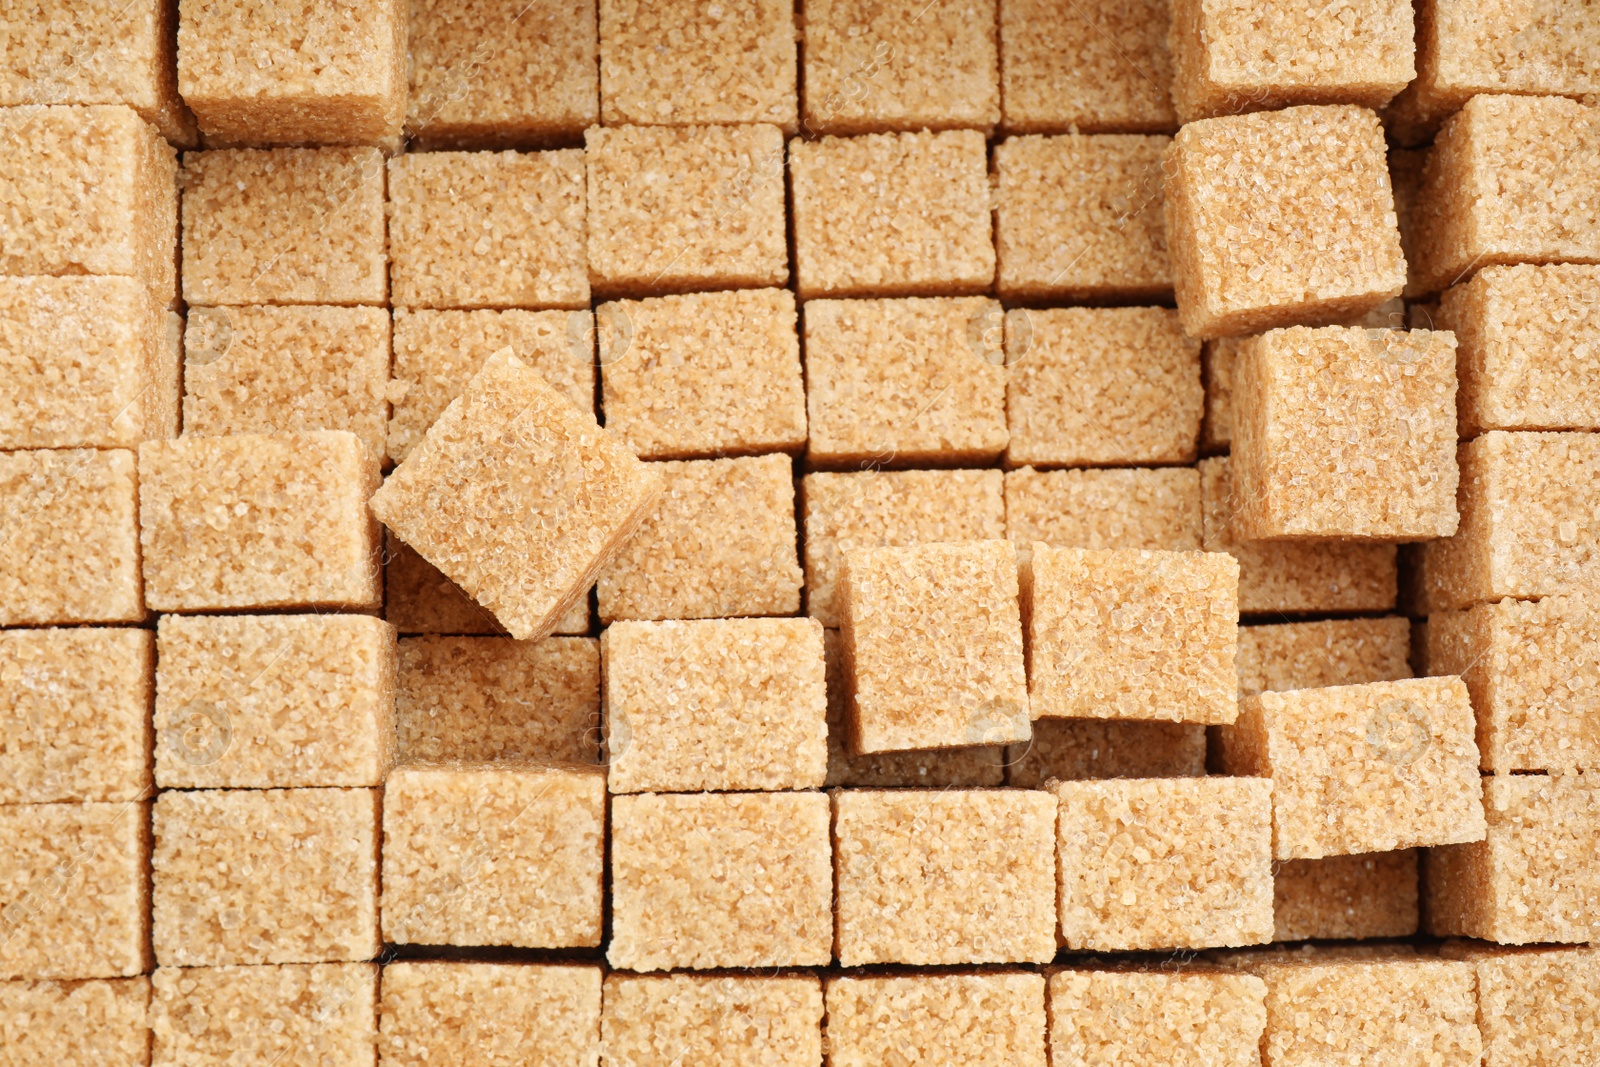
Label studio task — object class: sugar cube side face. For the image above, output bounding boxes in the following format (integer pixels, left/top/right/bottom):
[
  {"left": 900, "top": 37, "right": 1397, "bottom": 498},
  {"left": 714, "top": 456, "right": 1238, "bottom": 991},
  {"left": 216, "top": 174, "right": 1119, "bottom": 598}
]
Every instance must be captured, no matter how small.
[
  {"left": 1273, "top": 850, "right": 1419, "bottom": 941},
  {"left": 1236, "top": 617, "right": 1413, "bottom": 698},
  {"left": 1004, "top": 718, "right": 1207, "bottom": 788},
  {"left": 824, "top": 973, "right": 1046, "bottom": 1067},
  {"left": 0, "top": 976, "right": 151, "bottom": 1067},
  {"left": 1442, "top": 943, "right": 1600, "bottom": 1067},
  {"left": 1049, "top": 969, "right": 1267, "bottom": 1067},
  {"left": 381, "top": 961, "right": 601, "bottom": 1067},
  {"left": 601, "top": 973, "right": 821, "bottom": 1067}
]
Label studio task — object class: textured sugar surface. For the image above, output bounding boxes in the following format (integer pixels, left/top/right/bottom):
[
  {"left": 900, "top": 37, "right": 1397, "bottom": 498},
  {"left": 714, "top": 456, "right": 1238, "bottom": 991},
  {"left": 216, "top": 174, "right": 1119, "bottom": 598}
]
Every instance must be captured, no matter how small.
[
  {"left": 825, "top": 973, "right": 1046, "bottom": 1067},
  {"left": 382, "top": 962, "right": 600, "bottom": 1067},
  {"left": 1273, "top": 850, "right": 1419, "bottom": 941},
  {"left": 1440, "top": 943, "right": 1600, "bottom": 1067},
  {"left": 602, "top": 973, "right": 821, "bottom": 1067},
  {"left": 0, "top": 977, "right": 150, "bottom": 1067},
  {"left": 999, "top": 0, "right": 1176, "bottom": 133},
  {"left": 151, "top": 788, "right": 378, "bottom": 967},
  {"left": 384, "top": 534, "right": 592, "bottom": 637},
  {"left": 1237, "top": 617, "right": 1412, "bottom": 697},
  {"left": 1005, "top": 467, "right": 1203, "bottom": 556},
  {"left": 833, "top": 789, "right": 1057, "bottom": 966},
  {"left": 1049, "top": 969, "right": 1266, "bottom": 1067},
  {"left": 1005, "top": 718, "right": 1207, "bottom": 788},
  {"left": 1054, "top": 777, "right": 1274, "bottom": 951}
]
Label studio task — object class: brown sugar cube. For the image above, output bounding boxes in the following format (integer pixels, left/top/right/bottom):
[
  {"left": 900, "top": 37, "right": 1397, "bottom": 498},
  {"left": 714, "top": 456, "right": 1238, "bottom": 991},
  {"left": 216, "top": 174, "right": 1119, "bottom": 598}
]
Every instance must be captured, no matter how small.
[
  {"left": 1411, "top": 95, "right": 1600, "bottom": 296},
  {"left": 381, "top": 762, "right": 604, "bottom": 948},
  {"left": 179, "top": 147, "right": 386, "bottom": 307},
  {"left": 1007, "top": 308, "right": 1200, "bottom": 467},
  {"left": 384, "top": 533, "right": 593, "bottom": 636},
  {"left": 789, "top": 130, "right": 993, "bottom": 299},
  {"left": 1055, "top": 777, "right": 1274, "bottom": 951},
  {"left": 1027, "top": 546, "right": 1239, "bottom": 724},
  {"left": 154, "top": 614, "right": 395, "bottom": 789},
  {"left": 841, "top": 541, "right": 1029, "bottom": 753},
  {"left": 825, "top": 973, "right": 1046, "bottom": 1067},
  {"left": 0, "top": 802, "right": 149, "bottom": 979},
  {"left": 602, "top": 974, "right": 821, "bottom": 1067},
  {"left": 1232, "top": 326, "right": 1459, "bottom": 540},
  {"left": 801, "top": 0, "right": 998, "bottom": 135},
  {"left": 1200, "top": 456, "right": 1399, "bottom": 615},
  {"left": 0, "top": 277, "right": 176, "bottom": 449},
  {"left": 1005, "top": 719, "right": 1207, "bottom": 788},
  {"left": 152, "top": 788, "right": 378, "bottom": 966},
  {"left": 1005, "top": 467, "right": 1203, "bottom": 556},
  {"left": 1273, "top": 850, "right": 1419, "bottom": 942},
  {"left": 0, "top": 628, "right": 150, "bottom": 805},
  {"left": 139, "top": 430, "right": 381, "bottom": 613},
  {"left": 1237, "top": 617, "right": 1413, "bottom": 698},
  {"left": 599, "top": 289, "right": 805, "bottom": 460},
  {"left": 406, "top": 0, "right": 597, "bottom": 148},
  {"left": 0, "top": 976, "right": 150, "bottom": 1067},
  {"left": 182, "top": 305, "right": 389, "bottom": 460},
  {"left": 388, "top": 150, "right": 589, "bottom": 311},
  {"left": 803, "top": 296, "right": 1007, "bottom": 468},
  {"left": 1439, "top": 943, "right": 1600, "bottom": 1067},
  {"left": 1164, "top": 105, "right": 1405, "bottom": 339},
  {"left": 176, "top": 0, "right": 404, "bottom": 147},
  {"left": 388, "top": 307, "right": 595, "bottom": 465},
  {"left": 373, "top": 350, "right": 659, "bottom": 641},
  {"left": 603, "top": 618, "right": 827, "bottom": 793},
  {"left": 150, "top": 963, "right": 377, "bottom": 1067},
  {"left": 1427, "top": 595, "right": 1600, "bottom": 773},
  {"left": 0, "top": 105, "right": 177, "bottom": 307},
  {"left": 595, "top": 454, "right": 800, "bottom": 623},
  {"left": 1219, "top": 677, "right": 1485, "bottom": 859},
  {"left": 600, "top": 0, "right": 796, "bottom": 131},
  {"left": 998, "top": 0, "right": 1176, "bottom": 135},
  {"left": 396, "top": 635, "right": 598, "bottom": 764},
  {"left": 1049, "top": 968, "right": 1267, "bottom": 1067},
  {"left": 1415, "top": 431, "right": 1600, "bottom": 613},
  {"left": 1167, "top": 0, "right": 1414, "bottom": 122},
  {"left": 1425, "top": 772, "right": 1600, "bottom": 945},
  {"left": 584, "top": 124, "right": 787, "bottom": 296},
  {"left": 1385, "top": 2, "right": 1600, "bottom": 145},
  {"left": 834, "top": 789, "right": 1057, "bottom": 966},
  {"left": 1438, "top": 264, "right": 1600, "bottom": 435},
  {"left": 994, "top": 136, "right": 1172, "bottom": 303},
  {"left": 382, "top": 962, "right": 601, "bottom": 1067},
  {"left": 803, "top": 469, "right": 1005, "bottom": 628},
  {"left": 607, "top": 791, "right": 832, "bottom": 971},
  {"left": 823, "top": 629, "right": 1005, "bottom": 788},
  {"left": 0, "top": 448, "right": 143, "bottom": 626}
]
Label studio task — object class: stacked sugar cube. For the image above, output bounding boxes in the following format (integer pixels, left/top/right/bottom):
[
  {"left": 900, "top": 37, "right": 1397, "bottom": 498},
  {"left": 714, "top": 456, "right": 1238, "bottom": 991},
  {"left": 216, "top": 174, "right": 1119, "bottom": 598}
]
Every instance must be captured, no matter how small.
[{"left": 1, "top": 2, "right": 1598, "bottom": 1066}]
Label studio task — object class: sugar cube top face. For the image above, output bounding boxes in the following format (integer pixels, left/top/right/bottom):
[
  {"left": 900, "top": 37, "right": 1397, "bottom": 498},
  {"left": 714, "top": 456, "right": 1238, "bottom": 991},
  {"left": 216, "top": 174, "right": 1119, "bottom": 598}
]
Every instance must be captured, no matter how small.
[
  {"left": 603, "top": 618, "right": 828, "bottom": 793},
  {"left": 176, "top": 0, "right": 405, "bottom": 146},
  {"left": 1005, "top": 718, "right": 1207, "bottom": 788},
  {"left": 789, "top": 131, "right": 994, "bottom": 300},
  {"left": 1443, "top": 943, "right": 1600, "bottom": 1067},
  {"left": 139, "top": 430, "right": 381, "bottom": 613},
  {"left": 1054, "top": 776, "right": 1275, "bottom": 951},
  {"left": 842, "top": 541, "right": 1030, "bottom": 753},
  {"left": 1005, "top": 467, "right": 1203, "bottom": 554},
  {"left": 0, "top": 447, "right": 144, "bottom": 627},
  {"left": 152, "top": 787, "right": 378, "bottom": 967},
  {"left": 387, "top": 150, "right": 589, "bottom": 310},
  {"left": 1004, "top": 307, "right": 1201, "bottom": 467},
  {"left": 1167, "top": 0, "right": 1415, "bottom": 122},
  {"left": 1237, "top": 616, "right": 1413, "bottom": 698},
  {"left": 595, "top": 454, "right": 802, "bottom": 623},
  {"left": 999, "top": 0, "right": 1176, "bottom": 134},
  {"left": 1164, "top": 105, "right": 1406, "bottom": 339},
  {"left": 1027, "top": 546, "right": 1240, "bottom": 725},
  {"left": 801, "top": 0, "right": 999, "bottom": 135},
  {"left": 585, "top": 124, "right": 788, "bottom": 296},
  {"left": 179, "top": 147, "right": 387, "bottom": 307},
  {"left": 1232, "top": 326, "right": 1460, "bottom": 541},
  {"left": 1439, "top": 263, "right": 1600, "bottom": 435},
  {"left": 406, "top": 0, "right": 598, "bottom": 147},
  {"left": 182, "top": 305, "right": 390, "bottom": 461},
  {"left": 1049, "top": 969, "right": 1267, "bottom": 1067},
  {"left": 600, "top": 0, "right": 797, "bottom": 130},
  {"left": 0, "top": 802, "right": 149, "bottom": 980},
  {"left": 994, "top": 135, "right": 1172, "bottom": 303},
  {"left": 602, "top": 974, "right": 822, "bottom": 1067},
  {"left": 381, "top": 763, "right": 605, "bottom": 949},
  {"left": 382, "top": 962, "right": 602, "bottom": 1067},
  {"left": 372, "top": 350, "right": 660, "bottom": 641},
  {"left": 598, "top": 289, "right": 806, "bottom": 460},
  {"left": 1273, "top": 850, "right": 1419, "bottom": 941},
  {"left": 0, "top": 976, "right": 151, "bottom": 1067},
  {"left": 607, "top": 791, "right": 833, "bottom": 971},
  {"left": 834, "top": 789, "right": 1058, "bottom": 967},
  {"left": 825, "top": 973, "right": 1047, "bottom": 1067},
  {"left": 1222, "top": 676, "right": 1485, "bottom": 860},
  {"left": 803, "top": 297, "right": 1008, "bottom": 467}
]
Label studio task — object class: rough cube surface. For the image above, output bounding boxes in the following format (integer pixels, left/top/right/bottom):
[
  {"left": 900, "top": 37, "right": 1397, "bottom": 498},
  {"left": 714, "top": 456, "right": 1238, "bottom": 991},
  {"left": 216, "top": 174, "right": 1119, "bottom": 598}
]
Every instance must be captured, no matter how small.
[
  {"left": 0, "top": 976, "right": 150, "bottom": 1067},
  {"left": 1005, "top": 719, "right": 1207, "bottom": 788},
  {"left": 602, "top": 974, "right": 821, "bottom": 1067},
  {"left": 1005, "top": 467, "right": 1203, "bottom": 554},
  {"left": 381, "top": 962, "right": 601, "bottom": 1067},
  {"left": 607, "top": 791, "right": 832, "bottom": 971},
  {"left": 603, "top": 618, "right": 827, "bottom": 793},
  {"left": 381, "top": 762, "right": 605, "bottom": 948},
  {"left": 825, "top": 973, "right": 1046, "bottom": 1067},
  {"left": 1273, "top": 850, "right": 1419, "bottom": 942},
  {"left": 1441, "top": 943, "right": 1600, "bottom": 1067},
  {"left": 1048, "top": 969, "right": 1267, "bottom": 1067},
  {"left": 833, "top": 789, "right": 1057, "bottom": 966},
  {"left": 1237, "top": 617, "right": 1413, "bottom": 697},
  {"left": 139, "top": 430, "right": 381, "bottom": 613},
  {"left": 384, "top": 533, "right": 591, "bottom": 636},
  {"left": 1055, "top": 776, "right": 1275, "bottom": 951}
]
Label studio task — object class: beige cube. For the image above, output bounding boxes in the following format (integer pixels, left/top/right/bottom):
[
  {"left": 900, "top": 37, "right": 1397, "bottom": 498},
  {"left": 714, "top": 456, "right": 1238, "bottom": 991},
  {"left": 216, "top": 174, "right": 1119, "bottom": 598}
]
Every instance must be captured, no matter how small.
[
  {"left": 1273, "top": 851, "right": 1419, "bottom": 942},
  {"left": 0, "top": 976, "right": 151, "bottom": 1067},
  {"left": 1439, "top": 942, "right": 1600, "bottom": 1067},
  {"left": 1005, "top": 719, "right": 1207, "bottom": 788},
  {"left": 834, "top": 789, "right": 1057, "bottom": 966},
  {"left": 1048, "top": 968, "right": 1267, "bottom": 1067},
  {"left": 381, "top": 962, "right": 601, "bottom": 1067},
  {"left": 1005, "top": 467, "right": 1203, "bottom": 554},
  {"left": 151, "top": 963, "right": 377, "bottom": 1067},
  {"left": 825, "top": 973, "right": 1046, "bottom": 1067},
  {"left": 1237, "top": 617, "right": 1413, "bottom": 698},
  {"left": 602, "top": 974, "right": 821, "bottom": 1067},
  {"left": 383, "top": 533, "right": 591, "bottom": 636}
]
